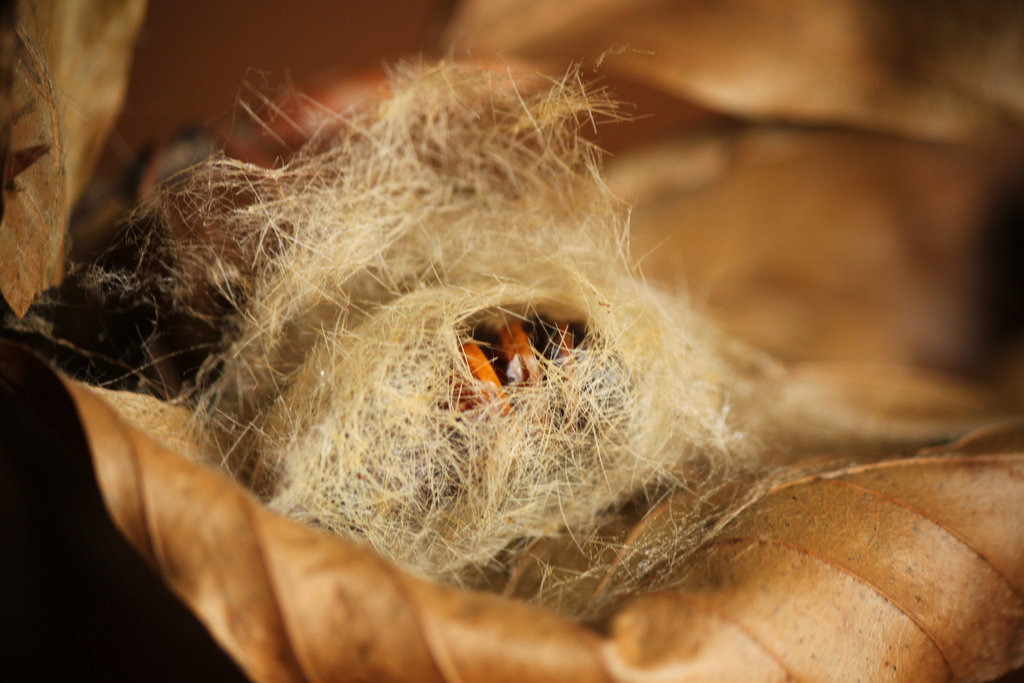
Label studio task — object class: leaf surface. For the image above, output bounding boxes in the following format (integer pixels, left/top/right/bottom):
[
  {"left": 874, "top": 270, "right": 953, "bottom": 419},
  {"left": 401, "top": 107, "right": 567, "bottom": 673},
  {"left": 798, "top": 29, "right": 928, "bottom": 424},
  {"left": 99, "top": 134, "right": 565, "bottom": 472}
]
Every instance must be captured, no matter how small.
[
  {"left": 446, "top": 0, "right": 1024, "bottom": 140},
  {"left": 0, "top": 0, "right": 145, "bottom": 316},
  {"left": 605, "top": 129, "right": 1012, "bottom": 370},
  {"left": 596, "top": 428, "right": 1024, "bottom": 681}
]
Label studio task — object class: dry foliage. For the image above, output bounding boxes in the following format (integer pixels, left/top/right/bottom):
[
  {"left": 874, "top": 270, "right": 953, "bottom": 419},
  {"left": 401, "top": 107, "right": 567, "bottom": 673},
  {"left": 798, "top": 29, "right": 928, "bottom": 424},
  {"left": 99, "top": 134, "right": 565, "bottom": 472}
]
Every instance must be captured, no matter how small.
[
  {"left": 0, "top": 0, "right": 146, "bottom": 316},
  {"left": 2, "top": 341, "right": 1022, "bottom": 681},
  {"left": 447, "top": 0, "right": 1024, "bottom": 140},
  {"left": 2, "top": 2, "right": 1023, "bottom": 680},
  {"left": 605, "top": 129, "right": 1017, "bottom": 369}
]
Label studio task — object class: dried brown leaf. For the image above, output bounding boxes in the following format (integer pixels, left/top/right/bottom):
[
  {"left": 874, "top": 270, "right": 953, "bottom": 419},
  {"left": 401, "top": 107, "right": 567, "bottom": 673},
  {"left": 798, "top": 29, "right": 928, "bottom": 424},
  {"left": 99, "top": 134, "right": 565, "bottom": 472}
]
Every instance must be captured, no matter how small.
[
  {"left": 447, "top": 0, "right": 1024, "bottom": 140},
  {"left": 606, "top": 129, "right": 1015, "bottom": 370},
  {"left": 739, "top": 361, "right": 1007, "bottom": 454},
  {"left": 595, "top": 425, "right": 1024, "bottom": 681},
  {"left": 0, "top": 0, "right": 146, "bottom": 316},
  {"left": 0, "top": 2, "right": 16, "bottom": 171},
  {"left": 81, "top": 384, "right": 219, "bottom": 466},
  {"left": 4, "top": 340, "right": 1022, "bottom": 681}
]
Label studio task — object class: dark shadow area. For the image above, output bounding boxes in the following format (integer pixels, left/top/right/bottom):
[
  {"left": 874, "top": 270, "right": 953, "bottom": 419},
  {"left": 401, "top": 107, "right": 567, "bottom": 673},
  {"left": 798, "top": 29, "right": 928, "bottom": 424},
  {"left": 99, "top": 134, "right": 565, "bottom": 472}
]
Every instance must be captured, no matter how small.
[{"left": 0, "top": 343, "right": 247, "bottom": 682}]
